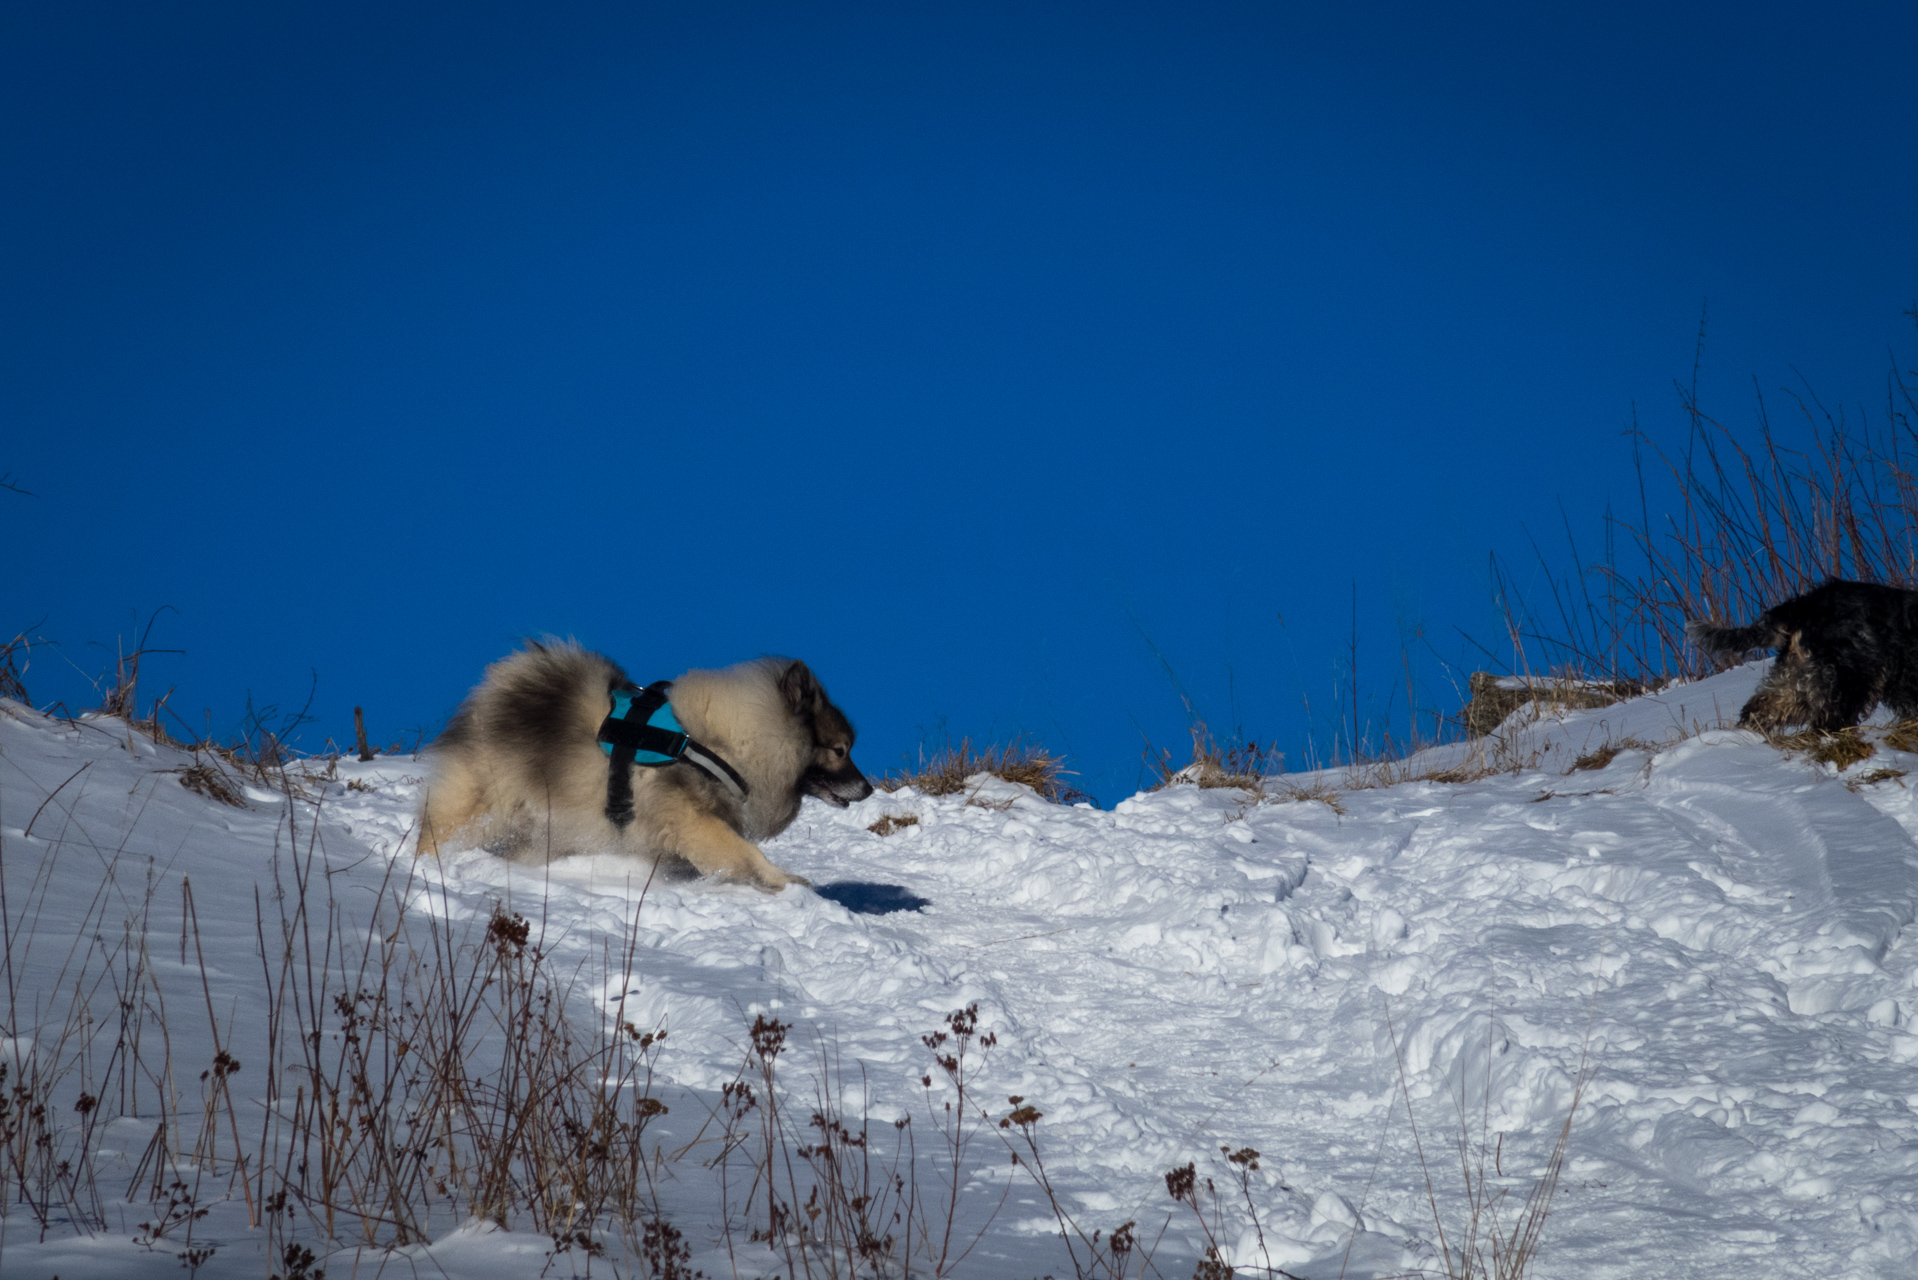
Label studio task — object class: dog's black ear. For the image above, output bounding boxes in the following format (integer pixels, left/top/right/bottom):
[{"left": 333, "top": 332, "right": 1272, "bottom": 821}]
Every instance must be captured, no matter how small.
[{"left": 779, "top": 660, "right": 824, "bottom": 719}]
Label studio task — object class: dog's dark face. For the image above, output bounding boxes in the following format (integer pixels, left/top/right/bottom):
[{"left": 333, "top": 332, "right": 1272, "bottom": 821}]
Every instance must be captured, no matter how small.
[{"left": 780, "top": 661, "right": 875, "bottom": 808}]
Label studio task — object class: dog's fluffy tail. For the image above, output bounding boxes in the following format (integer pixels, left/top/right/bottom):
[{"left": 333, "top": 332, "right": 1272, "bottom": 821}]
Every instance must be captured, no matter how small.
[{"left": 1685, "top": 619, "right": 1778, "bottom": 654}]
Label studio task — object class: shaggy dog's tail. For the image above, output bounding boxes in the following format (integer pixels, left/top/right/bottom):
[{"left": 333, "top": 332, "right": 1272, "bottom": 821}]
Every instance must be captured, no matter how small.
[{"left": 1686, "top": 619, "right": 1780, "bottom": 654}]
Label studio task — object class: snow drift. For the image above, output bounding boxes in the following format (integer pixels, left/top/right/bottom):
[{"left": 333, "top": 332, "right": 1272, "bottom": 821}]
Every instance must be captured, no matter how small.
[{"left": 3, "top": 661, "right": 1918, "bottom": 1278}]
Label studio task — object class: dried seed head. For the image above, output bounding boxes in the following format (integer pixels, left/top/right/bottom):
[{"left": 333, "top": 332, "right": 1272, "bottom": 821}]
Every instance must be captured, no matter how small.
[
  {"left": 750, "top": 1014, "right": 789, "bottom": 1063},
  {"left": 487, "top": 910, "right": 531, "bottom": 958}
]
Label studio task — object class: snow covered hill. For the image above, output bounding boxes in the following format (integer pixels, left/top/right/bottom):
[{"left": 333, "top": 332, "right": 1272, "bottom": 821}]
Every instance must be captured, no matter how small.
[{"left": 4, "top": 662, "right": 1918, "bottom": 1278}]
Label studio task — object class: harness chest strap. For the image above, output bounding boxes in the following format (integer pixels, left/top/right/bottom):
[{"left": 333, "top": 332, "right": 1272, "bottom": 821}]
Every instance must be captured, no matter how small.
[{"left": 597, "top": 682, "right": 749, "bottom": 827}]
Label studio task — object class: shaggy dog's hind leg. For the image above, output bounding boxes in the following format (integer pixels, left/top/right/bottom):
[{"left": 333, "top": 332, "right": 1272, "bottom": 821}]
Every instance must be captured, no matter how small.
[
  {"left": 1738, "top": 657, "right": 1824, "bottom": 731},
  {"left": 1738, "top": 683, "right": 1807, "bottom": 731},
  {"left": 1739, "top": 645, "right": 1872, "bottom": 732},
  {"left": 417, "top": 760, "right": 485, "bottom": 856},
  {"left": 1810, "top": 664, "right": 1878, "bottom": 731},
  {"left": 1882, "top": 686, "right": 1918, "bottom": 724}
]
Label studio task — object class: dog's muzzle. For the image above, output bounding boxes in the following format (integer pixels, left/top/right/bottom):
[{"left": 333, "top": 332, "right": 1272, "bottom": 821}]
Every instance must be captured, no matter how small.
[{"left": 807, "top": 763, "right": 875, "bottom": 808}]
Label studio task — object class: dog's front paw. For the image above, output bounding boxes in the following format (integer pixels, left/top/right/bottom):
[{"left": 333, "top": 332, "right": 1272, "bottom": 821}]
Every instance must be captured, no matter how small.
[{"left": 726, "top": 865, "right": 810, "bottom": 893}]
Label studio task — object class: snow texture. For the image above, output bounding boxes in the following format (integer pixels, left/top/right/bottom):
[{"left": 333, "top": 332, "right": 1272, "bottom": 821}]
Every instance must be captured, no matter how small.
[{"left": 4, "top": 660, "right": 1918, "bottom": 1277}]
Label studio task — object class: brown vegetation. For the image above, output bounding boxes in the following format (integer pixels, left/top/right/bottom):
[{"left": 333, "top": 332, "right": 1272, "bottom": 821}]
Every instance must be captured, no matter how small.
[
  {"left": 877, "top": 737, "right": 1091, "bottom": 805},
  {"left": 1497, "top": 308, "right": 1918, "bottom": 687},
  {"left": 1768, "top": 726, "right": 1878, "bottom": 770}
]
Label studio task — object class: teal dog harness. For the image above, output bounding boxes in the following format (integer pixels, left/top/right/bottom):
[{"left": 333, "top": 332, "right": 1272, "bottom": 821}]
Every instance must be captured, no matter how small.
[{"left": 597, "top": 681, "right": 749, "bottom": 827}]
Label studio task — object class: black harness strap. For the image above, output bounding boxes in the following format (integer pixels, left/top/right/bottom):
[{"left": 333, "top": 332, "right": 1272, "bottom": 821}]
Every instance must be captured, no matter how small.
[
  {"left": 598, "top": 681, "right": 681, "bottom": 828},
  {"left": 597, "top": 680, "right": 751, "bottom": 828}
]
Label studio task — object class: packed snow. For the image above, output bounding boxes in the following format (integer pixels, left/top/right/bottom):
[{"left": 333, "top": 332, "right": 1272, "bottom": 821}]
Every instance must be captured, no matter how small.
[{"left": 3, "top": 660, "right": 1918, "bottom": 1278}]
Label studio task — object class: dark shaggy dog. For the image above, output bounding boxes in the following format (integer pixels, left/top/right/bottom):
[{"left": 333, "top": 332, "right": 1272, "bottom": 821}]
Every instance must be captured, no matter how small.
[{"left": 1687, "top": 579, "right": 1918, "bottom": 731}]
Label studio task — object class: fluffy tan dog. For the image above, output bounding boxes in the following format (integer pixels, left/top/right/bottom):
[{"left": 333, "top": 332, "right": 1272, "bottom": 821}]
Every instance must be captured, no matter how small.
[{"left": 417, "top": 641, "right": 872, "bottom": 890}]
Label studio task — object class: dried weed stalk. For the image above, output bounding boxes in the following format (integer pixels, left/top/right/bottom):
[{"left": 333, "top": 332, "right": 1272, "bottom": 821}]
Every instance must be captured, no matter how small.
[
  {"left": 0, "top": 632, "right": 31, "bottom": 704},
  {"left": 1384, "top": 1006, "right": 1585, "bottom": 1280},
  {"left": 1486, "top": 309, "right": 1918, "bottom": 689}
]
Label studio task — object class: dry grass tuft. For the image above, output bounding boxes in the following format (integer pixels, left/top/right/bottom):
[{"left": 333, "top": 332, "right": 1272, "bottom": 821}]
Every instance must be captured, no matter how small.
[
  {"left": 1268, "top": 777, "right": 1346, "bottom": 814},
  {"left": 1883, "top": 721, "right": 1918, "bottom": 754},
  {"left": 176, "top": 761, "right": 245, "bottom": 808},
  {"left": 867, "top": 812, "right": 920, "bottom": 837},
  {"left": 85, "top": 613, "right": 192, "bottom": 748},
  {"left": 1145, "top": 724, "right": 1280, "bottom": 793},
  {"left": 1847, "top": 766, "right": 1907, "bottom": 792},
  {"left": 1339, "top": 712, "right": 1571, "bottom": 792},
  {"left": 1569, "top": 736, "right": 1651, "bottom": 774},
  {"left": 1415, "top": 765, "right": 1485, "bottom": 784},
  {"left": 1198, "top": 740, "right": 1280, "bottom": 791},
  {"left": 1462, "top": 673, "right": 1649, "bottom": 738},
  {"left": 878, "top": 738, "right": 1090, "bottom": 804},
  {"left": 1770, "top": 727, "right": 1878, "bottom": 770},
  {"left": 1570, "top": 745, "right": 1619, "bottom": 772},
  {"left": 1355, "top": 751, "right": 1493, "bottom": 790}
]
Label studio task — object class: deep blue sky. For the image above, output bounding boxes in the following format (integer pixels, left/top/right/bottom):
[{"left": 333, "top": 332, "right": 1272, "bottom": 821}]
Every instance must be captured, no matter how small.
[{"left": 5, "top": 2, "right": 1914, "bottom": 802}]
